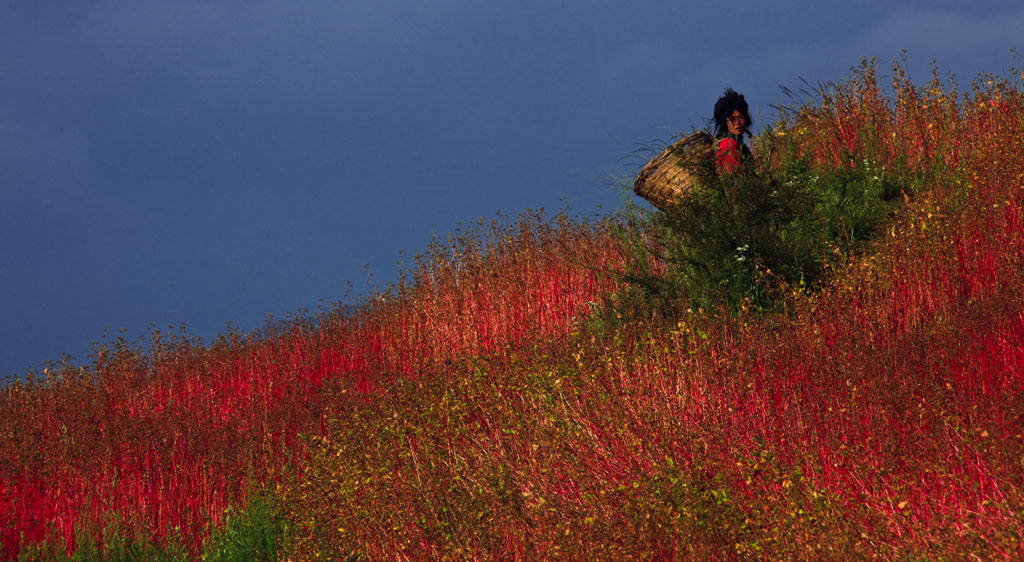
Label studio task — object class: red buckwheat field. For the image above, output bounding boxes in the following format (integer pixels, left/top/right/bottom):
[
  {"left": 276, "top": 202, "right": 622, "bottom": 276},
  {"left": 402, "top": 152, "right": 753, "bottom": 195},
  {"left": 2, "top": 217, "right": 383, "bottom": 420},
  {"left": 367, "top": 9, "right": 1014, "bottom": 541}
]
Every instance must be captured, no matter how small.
[{"left": 3, "top": 59, "right": 1024, "bottom": 560}]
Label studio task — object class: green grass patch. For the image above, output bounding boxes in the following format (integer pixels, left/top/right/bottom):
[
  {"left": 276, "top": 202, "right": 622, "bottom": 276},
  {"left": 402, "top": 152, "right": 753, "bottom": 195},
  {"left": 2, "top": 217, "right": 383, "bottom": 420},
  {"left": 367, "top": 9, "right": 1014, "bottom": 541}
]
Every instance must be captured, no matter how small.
[{"left": 17, "top": 492, "right": 286, "bottom": 562}]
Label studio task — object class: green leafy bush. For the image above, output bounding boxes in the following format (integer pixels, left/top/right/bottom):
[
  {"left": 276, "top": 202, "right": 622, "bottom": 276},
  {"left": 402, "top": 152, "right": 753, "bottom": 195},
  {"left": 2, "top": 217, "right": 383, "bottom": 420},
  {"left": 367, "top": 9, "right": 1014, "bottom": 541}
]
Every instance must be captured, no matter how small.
[
  {"left": 203, "top": 492, "right": 286, "bottom": 562},
  {"left": 613, "top": 146, "right": 906, "bottom": 316}
]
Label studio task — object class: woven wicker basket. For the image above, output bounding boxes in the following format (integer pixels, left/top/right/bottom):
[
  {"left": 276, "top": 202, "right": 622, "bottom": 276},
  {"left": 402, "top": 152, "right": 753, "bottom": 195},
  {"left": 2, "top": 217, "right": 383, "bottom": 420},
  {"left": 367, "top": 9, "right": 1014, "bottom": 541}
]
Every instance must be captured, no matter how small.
[{"left": 633, "top": 131, "right": 714, "bottom": 213}]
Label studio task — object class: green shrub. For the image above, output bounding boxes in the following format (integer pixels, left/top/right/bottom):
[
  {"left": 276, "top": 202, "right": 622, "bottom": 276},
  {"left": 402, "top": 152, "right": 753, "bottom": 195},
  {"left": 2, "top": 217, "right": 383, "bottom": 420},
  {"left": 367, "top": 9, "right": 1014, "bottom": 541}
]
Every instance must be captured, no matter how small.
[
  {"left": 203, "top": 492, "right": 286, "bottom": 562},
  {"left": 611, "top": 148, "right": 906, "bottom": 318}
]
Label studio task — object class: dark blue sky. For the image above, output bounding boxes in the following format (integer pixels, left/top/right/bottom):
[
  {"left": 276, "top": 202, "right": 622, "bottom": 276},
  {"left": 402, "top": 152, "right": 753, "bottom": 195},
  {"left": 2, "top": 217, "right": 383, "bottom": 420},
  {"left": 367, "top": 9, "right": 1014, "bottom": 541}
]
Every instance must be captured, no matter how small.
[{"left": 2, "top": 1, "right": 1022, "bottom": 378}]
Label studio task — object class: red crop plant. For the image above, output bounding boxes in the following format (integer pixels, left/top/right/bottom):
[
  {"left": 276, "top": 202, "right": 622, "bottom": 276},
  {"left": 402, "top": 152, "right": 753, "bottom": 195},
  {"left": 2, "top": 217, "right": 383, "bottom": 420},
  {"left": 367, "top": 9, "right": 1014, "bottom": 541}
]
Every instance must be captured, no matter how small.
[
  {"left": 280, "top": 60, "right": 1024, "bottom": 560},
  {"left": 0, "top": 212, "right": 623, "bottom": 558},
  {"left": 3, "top": 58, "right": 1024, "bottom": 560}
]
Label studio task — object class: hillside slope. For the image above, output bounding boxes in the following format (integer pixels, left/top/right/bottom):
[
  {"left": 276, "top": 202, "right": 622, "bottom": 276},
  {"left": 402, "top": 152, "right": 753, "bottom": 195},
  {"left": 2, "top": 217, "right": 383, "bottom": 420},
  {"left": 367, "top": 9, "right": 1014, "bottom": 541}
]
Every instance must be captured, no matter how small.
[{"left": 3, "top": 60, "right": 1024, "bottom": 561}]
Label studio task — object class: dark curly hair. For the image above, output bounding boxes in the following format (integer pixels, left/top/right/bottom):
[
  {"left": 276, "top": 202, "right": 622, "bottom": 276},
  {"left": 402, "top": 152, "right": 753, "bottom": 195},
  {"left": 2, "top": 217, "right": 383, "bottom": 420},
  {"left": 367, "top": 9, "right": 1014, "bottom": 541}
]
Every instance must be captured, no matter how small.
[{"left": 713, "top": 88, "right": 751, "bottom": 136}]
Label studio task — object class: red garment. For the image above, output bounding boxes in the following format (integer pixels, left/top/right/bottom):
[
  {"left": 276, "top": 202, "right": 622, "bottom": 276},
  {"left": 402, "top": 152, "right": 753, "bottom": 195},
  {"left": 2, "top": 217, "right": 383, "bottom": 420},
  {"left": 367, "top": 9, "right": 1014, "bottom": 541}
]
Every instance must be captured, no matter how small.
[{"left": 716, "top": 137, "right": 743, "bottom": 174}]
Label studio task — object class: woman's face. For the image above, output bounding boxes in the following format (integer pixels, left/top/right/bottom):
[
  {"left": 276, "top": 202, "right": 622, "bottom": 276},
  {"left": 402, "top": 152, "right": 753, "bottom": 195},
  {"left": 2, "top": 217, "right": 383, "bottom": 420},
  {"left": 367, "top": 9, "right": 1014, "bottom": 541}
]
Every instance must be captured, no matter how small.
[{"left": 727, "top": 109, "right": 747, "bottom": 135}]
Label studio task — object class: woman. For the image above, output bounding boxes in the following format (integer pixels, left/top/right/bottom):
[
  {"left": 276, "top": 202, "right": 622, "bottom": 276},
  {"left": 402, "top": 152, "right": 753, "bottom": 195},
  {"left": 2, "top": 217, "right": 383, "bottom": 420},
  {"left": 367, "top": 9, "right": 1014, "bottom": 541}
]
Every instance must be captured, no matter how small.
[{"left": 713, "top": 88, "right": 752, "bottom": 174}]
